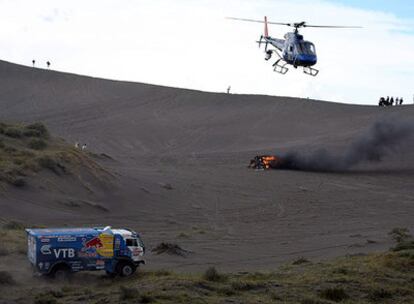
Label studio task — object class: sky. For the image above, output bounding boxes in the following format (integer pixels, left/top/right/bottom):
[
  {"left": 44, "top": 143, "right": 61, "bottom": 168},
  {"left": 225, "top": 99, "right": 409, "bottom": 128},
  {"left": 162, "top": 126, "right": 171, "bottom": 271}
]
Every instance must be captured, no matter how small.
[{"left": 0, "top": 0, "right": 413, "bottom": 105}]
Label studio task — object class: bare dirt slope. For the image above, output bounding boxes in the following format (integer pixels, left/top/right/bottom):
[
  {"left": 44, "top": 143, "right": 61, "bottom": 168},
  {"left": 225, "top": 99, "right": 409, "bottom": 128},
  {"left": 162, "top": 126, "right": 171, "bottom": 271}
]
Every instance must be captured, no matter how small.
[{"left": 0, "top": 59, "right": 413, "bottom": 272}]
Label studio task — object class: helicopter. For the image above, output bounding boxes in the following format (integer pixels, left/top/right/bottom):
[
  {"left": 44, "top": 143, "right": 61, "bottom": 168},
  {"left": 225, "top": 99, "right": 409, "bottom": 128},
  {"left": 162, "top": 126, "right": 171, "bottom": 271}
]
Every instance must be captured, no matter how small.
[{"left": 227, "top": 16, "right": 361, "bottom": 76}]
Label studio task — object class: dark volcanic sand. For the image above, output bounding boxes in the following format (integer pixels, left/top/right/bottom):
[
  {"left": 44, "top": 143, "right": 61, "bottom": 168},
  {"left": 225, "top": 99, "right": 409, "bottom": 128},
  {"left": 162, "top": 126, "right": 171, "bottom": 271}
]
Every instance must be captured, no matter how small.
[{"left": 0, "top": 60, "right": 413, "bottom": 272}]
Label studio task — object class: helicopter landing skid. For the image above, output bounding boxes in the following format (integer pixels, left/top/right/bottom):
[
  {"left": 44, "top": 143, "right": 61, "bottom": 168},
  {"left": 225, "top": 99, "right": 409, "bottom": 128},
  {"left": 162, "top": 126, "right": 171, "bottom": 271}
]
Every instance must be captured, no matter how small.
[
  {"left": 303, "top": 66, "right": 319, "bottom": 76},
  {"left": 272, "top": 59, "right": 289, "bottom": 75}
]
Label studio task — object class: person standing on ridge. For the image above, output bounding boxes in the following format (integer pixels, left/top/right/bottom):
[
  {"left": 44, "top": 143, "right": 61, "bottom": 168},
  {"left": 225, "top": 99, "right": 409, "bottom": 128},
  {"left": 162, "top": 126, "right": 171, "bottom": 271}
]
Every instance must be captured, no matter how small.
[
  {"left": 32, "top": 59, "right": 35, "bottom": 67},
  {"left": 46, "top": 61, "right": 51, "bottom": 69}
]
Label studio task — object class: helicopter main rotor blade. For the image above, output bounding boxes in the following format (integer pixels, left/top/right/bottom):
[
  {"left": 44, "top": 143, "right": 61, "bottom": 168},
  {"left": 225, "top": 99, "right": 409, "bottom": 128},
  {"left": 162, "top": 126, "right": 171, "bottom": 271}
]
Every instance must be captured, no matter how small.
[
  {"left": 227, "top": 17, "right": 362, "bottom": 29},
  {"left": 226, "top": 17, "right": 291, "bottom": 26},
  {"left": 303, "top": 25, "right": 363, "bottom": 28}
]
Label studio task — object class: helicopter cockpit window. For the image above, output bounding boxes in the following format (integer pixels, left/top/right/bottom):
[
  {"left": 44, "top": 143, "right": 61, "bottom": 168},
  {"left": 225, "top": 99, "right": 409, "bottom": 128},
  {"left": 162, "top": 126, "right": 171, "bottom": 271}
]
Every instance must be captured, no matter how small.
[{"left": 300, "top": 42, "right": 315, "bottom": 55}]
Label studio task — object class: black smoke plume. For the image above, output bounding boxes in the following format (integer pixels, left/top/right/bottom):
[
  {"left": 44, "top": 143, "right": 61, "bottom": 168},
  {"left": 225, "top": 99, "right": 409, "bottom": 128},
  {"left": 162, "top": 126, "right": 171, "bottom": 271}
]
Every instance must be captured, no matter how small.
[{"left": 279, "top": 118, "right": 414, "bottom": 172}]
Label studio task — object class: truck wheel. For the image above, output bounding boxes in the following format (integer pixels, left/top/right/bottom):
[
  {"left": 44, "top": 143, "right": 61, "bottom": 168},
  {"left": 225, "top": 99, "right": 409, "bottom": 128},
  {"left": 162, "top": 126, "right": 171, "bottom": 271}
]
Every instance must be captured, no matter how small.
[
  {"left": 117, "top": 262, "right": 136, "bottom": 277},
  {"left": 51, "top": 264, "right": 71, "bottom": 281}
]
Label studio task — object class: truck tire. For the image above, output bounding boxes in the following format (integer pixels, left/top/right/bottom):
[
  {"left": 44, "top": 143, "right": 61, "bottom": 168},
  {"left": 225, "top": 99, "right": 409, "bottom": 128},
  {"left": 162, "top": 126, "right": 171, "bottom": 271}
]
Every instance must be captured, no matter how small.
[
  {"left": 116, "top": 261, "right": 136, "bottom": 277},
  {"left": 50, "top": 264, "right": 71, "bottom": 281}
]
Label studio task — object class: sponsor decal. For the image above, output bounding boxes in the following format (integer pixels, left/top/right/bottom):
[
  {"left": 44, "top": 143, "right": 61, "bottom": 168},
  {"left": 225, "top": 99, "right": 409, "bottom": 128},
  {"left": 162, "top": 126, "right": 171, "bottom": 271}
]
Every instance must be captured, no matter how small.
[
  {"left": 58, "top": 236, "right": 76, "bottom": 242},
  {"left": 53, "top": 248, "right": 75, "bottom": 258},
  {"left": 85, "top": 237, "right": 103, "bottom": 249},
  {"left": 78, "top": 251, "right": 98, "bottom": 258},
  {"left": 40, "top": 244, "right": 52, "bottom": 255},
  {"left": 40, "top": 237, "right": 50, "bottom": 243}
]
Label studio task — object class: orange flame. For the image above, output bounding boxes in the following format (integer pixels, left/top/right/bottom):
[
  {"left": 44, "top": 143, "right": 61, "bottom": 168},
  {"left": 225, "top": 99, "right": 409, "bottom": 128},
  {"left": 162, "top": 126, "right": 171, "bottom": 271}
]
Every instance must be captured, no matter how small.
[{"left": 261, "top": 156, "right": 278, "bottom": 169}]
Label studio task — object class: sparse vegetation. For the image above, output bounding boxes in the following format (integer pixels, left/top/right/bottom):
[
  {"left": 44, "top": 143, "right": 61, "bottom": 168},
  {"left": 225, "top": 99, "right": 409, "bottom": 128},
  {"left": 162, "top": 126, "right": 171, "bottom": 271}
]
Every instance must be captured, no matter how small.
[
  {"left": 319, "top": 287, "right": 349, "bottom": 302},
  {"left": 0, "top": 226, "right": 414, "bottom": 303},
  {"left": 0, "top": 121, "right": 108, "bottom": 187},
  {"left": 25, "top": 122, "right": 49, "bottom": 138},
  {"left": 28, "top": 138, "right": 48, "bottom": 150},
  {"left": 292, "top": 256, "right": 310, "bottom": 265},
  {"left": 389, "top": 227, "right": 414, "bottom": 251},
  {"left": 4, "top": 127, "right": 23, "bottom": 138},
  {"left": 3, "top": 220, "right": 25, "bottom": 230},
  {"left": 203, "top": 267, "right": 224, "bottom": 282}
]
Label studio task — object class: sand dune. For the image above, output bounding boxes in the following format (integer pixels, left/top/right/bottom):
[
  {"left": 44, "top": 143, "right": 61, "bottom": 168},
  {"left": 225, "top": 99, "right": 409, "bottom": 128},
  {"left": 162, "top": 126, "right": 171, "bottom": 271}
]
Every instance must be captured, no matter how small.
[{"left": 0, "top": 59, "right": 413, "bottom": 271}]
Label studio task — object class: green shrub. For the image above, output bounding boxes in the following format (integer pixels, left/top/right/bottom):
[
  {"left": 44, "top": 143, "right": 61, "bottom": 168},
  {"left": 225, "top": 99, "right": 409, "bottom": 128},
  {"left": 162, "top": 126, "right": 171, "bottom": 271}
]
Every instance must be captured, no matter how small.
[
  {"left": 203, "top": 267, "right": 224, "bottom": 282},
  {"left": 9, "top": 176, "right": 26, "bottom": 187},
  {"left": 319, "top": 287, "right": 349, "bottom": 302},
  {"left": 25, "top": 122, "right": 49, "bottom": 138},
  {"left": 4, "top": 127, "right": 23, "bottom": 138},
  {"left": 389, "top": 228, "right": 411, "bottom": 243},
  {"left": 3, "top": 221, "right": 25, "bottom": 230},
  {"left": 293, "top": 257, "right": 310, "bottom": 265},
  {"left": 389, "top": 228, "right": 414, "bottom": 251},
  {"left": 28, "top": 138, "right": 48, "bottom": 150}
]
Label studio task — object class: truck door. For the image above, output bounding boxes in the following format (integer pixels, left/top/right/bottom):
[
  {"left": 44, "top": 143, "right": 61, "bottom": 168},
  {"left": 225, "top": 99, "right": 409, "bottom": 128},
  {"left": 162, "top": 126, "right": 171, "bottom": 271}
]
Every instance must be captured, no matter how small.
[{"left": 125, "top": 238, "right": 144, "bottom": 262}]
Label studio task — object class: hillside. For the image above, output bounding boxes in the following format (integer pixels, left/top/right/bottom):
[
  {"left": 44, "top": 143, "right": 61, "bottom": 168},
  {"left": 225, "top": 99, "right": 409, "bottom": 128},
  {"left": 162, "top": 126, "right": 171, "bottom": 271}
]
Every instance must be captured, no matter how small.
[{"left": 0, "top": 59, "right": 413, "bottom": 272}]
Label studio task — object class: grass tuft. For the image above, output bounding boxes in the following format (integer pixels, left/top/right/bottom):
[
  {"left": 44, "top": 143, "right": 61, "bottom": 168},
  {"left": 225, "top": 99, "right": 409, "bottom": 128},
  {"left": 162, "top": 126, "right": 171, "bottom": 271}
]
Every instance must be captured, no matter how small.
[
  {"left": 203, "top": 267, "right": 225, "bottom": 282},
  {"left": 319, "top": 287, "right": 349, "bottom": 302}
]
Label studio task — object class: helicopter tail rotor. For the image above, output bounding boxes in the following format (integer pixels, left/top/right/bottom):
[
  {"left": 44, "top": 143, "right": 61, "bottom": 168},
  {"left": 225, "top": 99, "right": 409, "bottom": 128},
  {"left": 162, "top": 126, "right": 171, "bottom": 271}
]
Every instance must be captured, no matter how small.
[{"left": 256, "top": 35, "right": 263, "bottom": 48}]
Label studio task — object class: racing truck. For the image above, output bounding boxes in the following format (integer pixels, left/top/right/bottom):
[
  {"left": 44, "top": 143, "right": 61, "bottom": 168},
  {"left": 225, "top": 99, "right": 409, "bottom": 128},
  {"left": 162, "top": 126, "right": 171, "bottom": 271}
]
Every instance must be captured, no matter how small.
[{"left": 26, "top": 226, "right": 145, "bottom": 278}]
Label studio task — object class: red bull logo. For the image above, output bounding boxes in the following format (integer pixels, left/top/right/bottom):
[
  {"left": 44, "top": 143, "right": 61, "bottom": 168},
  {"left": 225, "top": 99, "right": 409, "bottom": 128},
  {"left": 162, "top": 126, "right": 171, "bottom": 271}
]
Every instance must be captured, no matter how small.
[{"left": 85, "top": 237, "right": 103, "bottom": 249}]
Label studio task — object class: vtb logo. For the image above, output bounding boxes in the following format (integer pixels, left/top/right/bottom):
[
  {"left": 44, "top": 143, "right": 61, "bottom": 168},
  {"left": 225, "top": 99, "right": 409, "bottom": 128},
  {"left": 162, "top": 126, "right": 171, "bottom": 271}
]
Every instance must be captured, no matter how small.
[{"left": 54, "top": 248, "right": 75, "bottom": 258}]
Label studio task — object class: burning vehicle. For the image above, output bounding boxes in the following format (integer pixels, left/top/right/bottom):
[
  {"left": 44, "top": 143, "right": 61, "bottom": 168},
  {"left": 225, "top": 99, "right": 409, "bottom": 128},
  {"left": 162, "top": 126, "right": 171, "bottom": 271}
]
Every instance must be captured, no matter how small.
[{"left": 248, "top": 155, "right": 284, "bottom": 170}]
